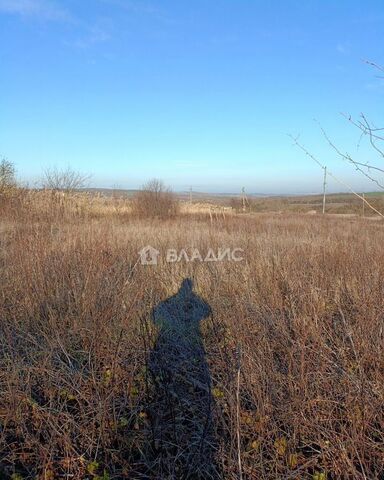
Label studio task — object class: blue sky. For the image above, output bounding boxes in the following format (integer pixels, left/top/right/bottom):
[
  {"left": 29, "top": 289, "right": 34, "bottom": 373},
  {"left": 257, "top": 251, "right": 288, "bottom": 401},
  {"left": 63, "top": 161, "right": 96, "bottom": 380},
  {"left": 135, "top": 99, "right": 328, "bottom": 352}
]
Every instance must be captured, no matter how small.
[{"left": 0, "top": 0, "right": 383, "bottom": 193}]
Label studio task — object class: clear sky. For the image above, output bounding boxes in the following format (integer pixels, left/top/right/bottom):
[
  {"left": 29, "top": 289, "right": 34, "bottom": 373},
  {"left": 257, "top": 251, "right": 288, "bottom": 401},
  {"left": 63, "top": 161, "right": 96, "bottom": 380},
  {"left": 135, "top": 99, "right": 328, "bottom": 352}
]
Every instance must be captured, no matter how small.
[{"left": 1, "top": 0, "right": 383, "bottom": 193}]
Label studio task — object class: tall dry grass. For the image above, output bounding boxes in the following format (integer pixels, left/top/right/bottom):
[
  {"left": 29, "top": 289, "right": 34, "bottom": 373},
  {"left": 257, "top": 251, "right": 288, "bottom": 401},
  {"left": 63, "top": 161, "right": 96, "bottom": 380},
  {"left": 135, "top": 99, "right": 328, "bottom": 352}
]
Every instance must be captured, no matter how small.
[{"left": 0, "top": 191, "right": 383, "bottom": 479}]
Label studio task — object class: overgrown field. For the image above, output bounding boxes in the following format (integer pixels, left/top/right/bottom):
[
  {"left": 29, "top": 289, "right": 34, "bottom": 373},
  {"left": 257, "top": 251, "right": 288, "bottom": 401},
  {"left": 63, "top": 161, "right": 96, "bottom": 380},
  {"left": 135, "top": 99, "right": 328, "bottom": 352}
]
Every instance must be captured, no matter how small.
[{"left": 0, "top": 194, "right": 383, "bottom": 479}]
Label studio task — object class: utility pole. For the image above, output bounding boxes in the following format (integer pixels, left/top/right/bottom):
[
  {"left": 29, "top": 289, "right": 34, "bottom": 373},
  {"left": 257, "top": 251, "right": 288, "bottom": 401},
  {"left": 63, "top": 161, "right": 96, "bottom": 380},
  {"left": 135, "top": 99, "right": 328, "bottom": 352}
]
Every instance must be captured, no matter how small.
[
  {"left": 362, "top": 193, "right": 365, "bottom": 218},
  {"left": 189, "top": 186, "right": 193, "bottom": 204},
  {"left": 322, "top": 166, "right": 327, "bottom": 214},
  {"left": 241, "top": 187, "right": 246, "bottom": 213}
]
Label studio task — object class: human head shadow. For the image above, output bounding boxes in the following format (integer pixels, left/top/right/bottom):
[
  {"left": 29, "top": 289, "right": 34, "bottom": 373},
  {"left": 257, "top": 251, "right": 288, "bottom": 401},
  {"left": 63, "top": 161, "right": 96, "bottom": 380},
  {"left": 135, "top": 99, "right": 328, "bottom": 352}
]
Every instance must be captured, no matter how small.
[{"left": 143, "top": 278, "right": 220, "bottom": 479}]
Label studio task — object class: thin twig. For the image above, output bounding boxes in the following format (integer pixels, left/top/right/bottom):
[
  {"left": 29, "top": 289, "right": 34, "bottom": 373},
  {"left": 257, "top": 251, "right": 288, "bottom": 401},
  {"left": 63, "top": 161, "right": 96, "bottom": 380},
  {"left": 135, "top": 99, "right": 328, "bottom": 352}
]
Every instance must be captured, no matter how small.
[
  {"left": 316, "top": 121, "right": 384, "bottom": 190},
  {"left": 235, "top": 344, "right": 243, "bottom": 480},
  {"left": 289, "top": 134, "right": 384, "bottom": 219}
]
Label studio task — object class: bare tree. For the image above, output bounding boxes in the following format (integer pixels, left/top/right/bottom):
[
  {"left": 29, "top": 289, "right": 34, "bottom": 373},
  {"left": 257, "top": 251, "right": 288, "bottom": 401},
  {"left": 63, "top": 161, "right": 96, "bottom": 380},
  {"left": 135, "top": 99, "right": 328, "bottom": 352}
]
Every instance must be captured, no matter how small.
[
  {"left": 290, "top": 133, "right": 384, "bottom": 218},
  {"left": 318, "top": 118, "right": 384, "bottom": 191},
  {"left": 293, "top": 60, "right": 384, "bottom": 217},
  {"left": 42, "top": 166, "right": 91, "bottom": 192},
  {"left": 0, "top": 158, "right": 16, "bottom": 191},
  {"left": 320, "top": 61, "right": 384, "bottom": 191},
  {"left": 132, "top": 179, "right": 179, "bottom": 218}
]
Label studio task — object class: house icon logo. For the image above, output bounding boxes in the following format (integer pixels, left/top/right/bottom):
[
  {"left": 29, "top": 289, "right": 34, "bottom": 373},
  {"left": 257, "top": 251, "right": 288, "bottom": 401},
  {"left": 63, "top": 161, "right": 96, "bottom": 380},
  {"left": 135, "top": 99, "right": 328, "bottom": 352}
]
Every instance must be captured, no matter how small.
[{"left": 139, "top": 245, "right": 160, "bottom": 265}]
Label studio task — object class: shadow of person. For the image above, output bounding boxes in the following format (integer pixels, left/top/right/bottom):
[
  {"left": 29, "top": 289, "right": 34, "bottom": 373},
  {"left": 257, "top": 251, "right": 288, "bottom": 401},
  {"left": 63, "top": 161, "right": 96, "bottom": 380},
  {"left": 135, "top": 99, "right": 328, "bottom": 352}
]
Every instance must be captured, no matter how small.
[{"left": 145, "top": 278, "right": 219, "bottom": 479}]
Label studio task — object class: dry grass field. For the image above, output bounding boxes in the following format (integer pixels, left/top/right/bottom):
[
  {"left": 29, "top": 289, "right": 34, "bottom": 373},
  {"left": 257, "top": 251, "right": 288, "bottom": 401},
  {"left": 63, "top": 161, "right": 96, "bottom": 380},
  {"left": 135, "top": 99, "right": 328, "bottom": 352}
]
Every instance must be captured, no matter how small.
[{"left": 0, "top": 191, "right": 383, "bottom": 479}]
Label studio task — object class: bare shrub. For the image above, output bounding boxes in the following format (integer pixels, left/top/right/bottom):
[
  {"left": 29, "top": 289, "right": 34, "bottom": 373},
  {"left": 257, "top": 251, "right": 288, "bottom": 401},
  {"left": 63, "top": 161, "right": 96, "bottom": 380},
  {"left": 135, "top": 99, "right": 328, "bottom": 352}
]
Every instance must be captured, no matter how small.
[
  {"left": 230, "top": 196, "right": 256, "bottom": 213},
  {"left": 0, "top": 159, "right": 20, "bottom": 217},
  {"left": 230, "top": 197, "right": 241, "bottom": 212},
  {"left": 42, "top": 166, "right": 91, "bottom": 192},
  {"left": 0, "top": 198, "right": 383, "bottom": 479},
  {"left": 132, "top": 178, "right": 179, "bottom": 219},
  {"left": 0, "top": 158, "right": 16, "bottom": 191}
]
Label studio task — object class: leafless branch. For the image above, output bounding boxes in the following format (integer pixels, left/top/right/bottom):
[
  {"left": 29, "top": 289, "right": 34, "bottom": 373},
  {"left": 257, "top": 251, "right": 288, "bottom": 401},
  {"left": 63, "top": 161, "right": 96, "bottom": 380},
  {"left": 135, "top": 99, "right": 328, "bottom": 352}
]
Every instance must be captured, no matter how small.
[
  {"left": 0, "top": 158, "right": 16, "bottom": 190},
  {"left": 364, "top": 59, "right": 384, "bottom": 73},
  {"left": 42, "top": 166, "right": 91, "bottom": 192},
  {"left": 316, "top": 123, "right": 384, "bottom": 191},
  {"left": 288, "top": 134, "right": 325, "bottom": 170},
  {"left": 289, "top": 134, "right": 384, "bottom": 219}
]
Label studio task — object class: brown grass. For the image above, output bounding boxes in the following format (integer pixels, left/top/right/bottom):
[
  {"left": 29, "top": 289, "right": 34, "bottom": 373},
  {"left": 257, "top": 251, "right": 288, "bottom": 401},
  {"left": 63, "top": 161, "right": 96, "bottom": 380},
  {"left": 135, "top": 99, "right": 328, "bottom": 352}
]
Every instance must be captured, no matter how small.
[
  {"left": 0, "top": 192, "right": 383, "bottom": 479},
  {"left": 230, "top": 193, "right": 384, "bottom": 216}
]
